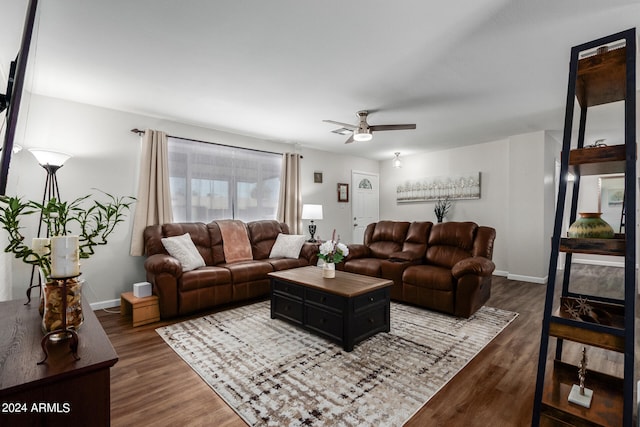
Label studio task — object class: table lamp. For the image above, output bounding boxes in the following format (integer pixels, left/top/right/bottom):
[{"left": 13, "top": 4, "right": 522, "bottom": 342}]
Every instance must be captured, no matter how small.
[{"left": 301, "top": 204, "right": 323, "bottom": 242}]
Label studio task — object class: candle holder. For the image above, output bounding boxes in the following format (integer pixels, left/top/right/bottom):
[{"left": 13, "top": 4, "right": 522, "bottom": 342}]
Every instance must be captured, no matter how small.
[{"left": 38, "top": 274, "right": 82, "bottom": 365}]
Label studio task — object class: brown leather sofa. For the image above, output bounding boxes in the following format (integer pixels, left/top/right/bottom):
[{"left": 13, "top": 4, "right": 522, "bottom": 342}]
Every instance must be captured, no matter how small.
[
  {"left": 340, "top": 220, "right": 496, "bottom": 317},
  {"left": 143, "top": 220, "right": 318, "bottom": 318}
]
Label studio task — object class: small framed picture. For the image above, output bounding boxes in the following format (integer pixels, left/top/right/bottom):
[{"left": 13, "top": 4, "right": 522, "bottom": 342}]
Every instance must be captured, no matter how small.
[
  {"left": 337, "top": 183, "right": 349, "bottom": 202},
  {"left": 314, "top": 172, "right": 323, "bottom": 183}
]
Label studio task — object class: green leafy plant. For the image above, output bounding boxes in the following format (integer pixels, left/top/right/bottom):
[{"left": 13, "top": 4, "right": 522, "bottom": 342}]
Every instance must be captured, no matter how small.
[{"left": 0, "top": 190, "right": 135, "bottom": 279}]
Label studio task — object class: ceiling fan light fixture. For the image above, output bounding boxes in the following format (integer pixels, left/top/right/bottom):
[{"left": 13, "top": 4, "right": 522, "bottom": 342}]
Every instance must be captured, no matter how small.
[
  {"left": 353, "top": 128, "right": 372, "bottom": 142},
  {"left": 393, "top": 152, "right": 402, "bottom": 168}
]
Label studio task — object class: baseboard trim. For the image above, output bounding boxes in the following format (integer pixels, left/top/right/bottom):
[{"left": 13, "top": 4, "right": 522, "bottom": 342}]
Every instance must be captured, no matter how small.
[
  {"left": 507, "top": 273, "right": 548, "bottom": 284},
  {"left": 493, "top": 270, "right": 508, "bottom": 277},
  {"left": 571, "top": 258, "right": 625, "bottom": 268},
  {"left": 90, "top": 298, "right": 119, "bottom": 311}
]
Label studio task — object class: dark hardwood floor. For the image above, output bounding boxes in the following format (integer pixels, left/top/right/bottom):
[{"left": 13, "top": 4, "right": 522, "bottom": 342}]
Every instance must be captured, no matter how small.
[{"left": 96, "top": 265, "right": 635, "bottom": 426}]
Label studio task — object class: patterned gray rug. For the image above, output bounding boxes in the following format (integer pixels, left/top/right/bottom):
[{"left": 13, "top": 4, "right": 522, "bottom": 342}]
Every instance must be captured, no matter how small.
[{"left": 157, "top": 301, "right": 517, "bottom": 426}]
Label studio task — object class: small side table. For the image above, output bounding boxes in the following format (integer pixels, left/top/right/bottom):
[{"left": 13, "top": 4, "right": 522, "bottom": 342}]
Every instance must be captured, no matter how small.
[{"left": 120, "top": 292, "right": 160, "bottom": 327}]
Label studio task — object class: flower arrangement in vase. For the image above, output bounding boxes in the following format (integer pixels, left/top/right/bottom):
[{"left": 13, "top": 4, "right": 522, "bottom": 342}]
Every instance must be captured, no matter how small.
[
  {"left": 0, "top": 190, "right": 134, "bottom": 333},
  {"left": 317, "top": 230, "right": 349, "bottom": 278}
]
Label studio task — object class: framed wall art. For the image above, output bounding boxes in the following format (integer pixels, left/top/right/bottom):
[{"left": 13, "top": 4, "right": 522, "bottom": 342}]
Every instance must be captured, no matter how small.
[
  {"left": 314, "top": 172, "right": 323, "bottom": 183},
  {"left": 396, "top": 172, "right": 481, "bottom": 203},
  {"left": 337, "top": 183, "right": 349, "bottom": 202}
]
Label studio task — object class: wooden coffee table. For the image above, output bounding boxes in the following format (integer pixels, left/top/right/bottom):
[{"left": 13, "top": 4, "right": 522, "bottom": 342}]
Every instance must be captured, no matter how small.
[{"left": 268, "top": 266, "right": 392, "bottom": 351}]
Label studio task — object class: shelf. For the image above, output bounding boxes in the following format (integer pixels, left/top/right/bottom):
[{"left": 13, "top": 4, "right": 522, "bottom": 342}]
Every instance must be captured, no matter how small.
[
  {"left": 576, "top": 47, "right": 626, "bottom": 108},
  {"left": 541, "top": 359, "right": 623, "bottom": 427},
  {"left": 533, "top": 28, "right": 635, "bottom": 427},
  {"left": 549, "top": 297, "right": 625, "bottom": 353},
  {"left": 559, "top": 236, "right": 625, "bottom": 256},
  {"left": 568, "top": 145, "right": 626, "bottom": 176}
]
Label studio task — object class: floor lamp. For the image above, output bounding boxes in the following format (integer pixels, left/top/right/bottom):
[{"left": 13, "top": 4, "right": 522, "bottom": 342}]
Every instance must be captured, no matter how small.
[{"left": 25, "top": 149, "right": 71, "bottom": 304}]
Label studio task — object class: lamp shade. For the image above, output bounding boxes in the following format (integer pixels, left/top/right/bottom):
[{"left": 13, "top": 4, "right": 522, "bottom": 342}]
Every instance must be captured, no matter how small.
[
  {"left": 302, "top": 204, "right": 323, "bottom": 220},
  {"left": 29, "top": 149, "right": 72, "bottom": 167}
]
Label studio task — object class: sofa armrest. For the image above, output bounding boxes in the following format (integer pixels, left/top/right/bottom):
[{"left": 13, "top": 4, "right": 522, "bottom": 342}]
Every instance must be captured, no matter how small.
[
  {"left": 344, "top": 243, "right": 370, "bottom": 261},
  {"left": 388, "top": 250, "right": 422, "bottom": 262},
  {"left": 300, "top": 242, "right": 320, "bottom": 265},
  {"left": 452, "top": 256, "right": 495, "bottom": 279},
  {"left": 144, "top": 253, "right": 183, "bottom": 277}
]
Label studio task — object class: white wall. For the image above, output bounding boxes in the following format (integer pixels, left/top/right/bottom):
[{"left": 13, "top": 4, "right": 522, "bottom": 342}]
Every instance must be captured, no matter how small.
[
  {"left": 299, "top": 147, "right": 378, "bottom": 244},
  {"left": 5, "top": 94, "right": 376, "bottom": 306}
]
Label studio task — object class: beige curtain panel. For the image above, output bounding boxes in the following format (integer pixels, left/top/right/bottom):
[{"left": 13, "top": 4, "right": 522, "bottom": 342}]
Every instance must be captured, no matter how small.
[
  {"left": 277, "top": 153, "right": 302, "bottom": 234},
  {"left": 129, "top": 129, "right": 174, "bottom": 256}
]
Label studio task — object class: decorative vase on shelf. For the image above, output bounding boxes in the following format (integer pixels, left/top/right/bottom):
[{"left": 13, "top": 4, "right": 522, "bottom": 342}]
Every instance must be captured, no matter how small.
[
  {"left": 567, "top": 212, "right": 614, "bottom": 238},
  {"left": 322, "top": 262, "right": 336, "bottom": 278},
  {"left": 42, "top": 277, "right": 84, "bottom": 340}
]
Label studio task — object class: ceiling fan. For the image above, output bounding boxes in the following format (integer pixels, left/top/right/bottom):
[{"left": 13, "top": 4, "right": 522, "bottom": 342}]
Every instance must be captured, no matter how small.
[{"left": 323, "top": 110, "right": 416, "bottom": 144}]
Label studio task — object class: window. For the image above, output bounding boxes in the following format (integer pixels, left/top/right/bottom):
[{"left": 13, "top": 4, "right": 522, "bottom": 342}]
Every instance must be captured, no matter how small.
[{"left": 167, "top": 137, "right": 282, "bottom": 223}]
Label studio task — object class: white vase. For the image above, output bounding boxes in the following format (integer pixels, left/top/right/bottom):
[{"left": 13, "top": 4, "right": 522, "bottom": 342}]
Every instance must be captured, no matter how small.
[{"left": 322, "top": 262, "right": 336, "bottom": 278}]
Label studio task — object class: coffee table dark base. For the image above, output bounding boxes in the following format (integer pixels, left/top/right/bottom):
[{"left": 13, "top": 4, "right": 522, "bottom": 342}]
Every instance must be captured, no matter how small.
[{"left": 270, "top": 278, "right": 390, "bottom": 351}]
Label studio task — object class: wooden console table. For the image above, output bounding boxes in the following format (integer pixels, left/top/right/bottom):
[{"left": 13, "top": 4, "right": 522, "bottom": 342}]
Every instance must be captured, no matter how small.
[{"left": 0, "top": 297, "right": 118, "bottom": 427}]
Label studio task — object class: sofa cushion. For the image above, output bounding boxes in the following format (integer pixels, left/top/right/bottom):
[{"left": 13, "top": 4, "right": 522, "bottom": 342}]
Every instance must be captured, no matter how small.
[
  {"left": 403, "top": 264, "right": 454, "bottom": 292},
  {"left": 268, "top": 257, "right": 309, "bottom": 271},
  {"left": 367, "top": 221, "right": 410, "bottom": 258},
  {"left": 401, "top": 221, "right": 431, "bottom": 259},
  {"left": 269, "top": 233, "right": 306, "bottom": 259},
  {"left": 426, "top": 222, "right": 477, "bottom": 268},
  {"left": 248, "top": 220, "right": 288, "bottom": 260},
  {"left": 221, "top": 260, "right": 274, "bottom": 283},
  {"left": 161, "top": 233, "right": 206, "bottom": 272},
  {"left": 216, "top": 220, "right": 253, "bottom": 263},
  {"left": 344, "top": 258, "right": 383, "bottom": 277},
  {"left": 179, "top": 266, "right": 232, "bottom": 292}
]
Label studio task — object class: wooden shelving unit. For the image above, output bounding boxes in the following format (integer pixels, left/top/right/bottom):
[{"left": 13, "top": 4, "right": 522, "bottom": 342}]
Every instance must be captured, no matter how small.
[{"left": 532, "top": 29, "right": 636, "bottom": 427}]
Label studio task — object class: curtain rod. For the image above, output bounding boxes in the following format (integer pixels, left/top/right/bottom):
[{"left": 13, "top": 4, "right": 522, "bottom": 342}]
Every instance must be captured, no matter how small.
[{"left": 130, "top": 128, "right": 302, "bottom": 158}]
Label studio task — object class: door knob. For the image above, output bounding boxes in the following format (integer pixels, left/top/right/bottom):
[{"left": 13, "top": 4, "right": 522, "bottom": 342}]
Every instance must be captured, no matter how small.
[{"left": 354, "top": 223, "right": 358, "bottom": 227}]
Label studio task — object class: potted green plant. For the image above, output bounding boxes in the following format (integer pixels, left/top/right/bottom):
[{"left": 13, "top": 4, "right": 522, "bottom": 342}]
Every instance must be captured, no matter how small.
[{"left": 0, "top": 191, "right": 134, "bottom": 333}]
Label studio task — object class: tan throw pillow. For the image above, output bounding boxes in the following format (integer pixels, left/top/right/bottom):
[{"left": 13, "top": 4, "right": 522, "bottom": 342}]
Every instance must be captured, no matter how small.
[
  {"left": 269, "top": 234, "right": 306, "bottom": 259},
  {"left": 161, "top": 233, "right": 206, "bottom": 271}
]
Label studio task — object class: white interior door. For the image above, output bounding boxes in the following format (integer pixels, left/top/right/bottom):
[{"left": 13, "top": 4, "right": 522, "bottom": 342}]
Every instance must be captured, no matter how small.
[{"left": 351, "top": 171, "right": 379, "bottom": 244}]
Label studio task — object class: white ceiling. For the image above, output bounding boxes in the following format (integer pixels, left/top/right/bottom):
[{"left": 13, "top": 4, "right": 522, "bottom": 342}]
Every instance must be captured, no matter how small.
[{"left": 2, "top": 0, "right": 640, "bottom": 161}]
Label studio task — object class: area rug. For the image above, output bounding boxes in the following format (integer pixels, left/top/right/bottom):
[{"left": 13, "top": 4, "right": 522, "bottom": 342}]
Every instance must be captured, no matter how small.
[{"left": 156, "top": 301, "right": 517, "bottom": 426}]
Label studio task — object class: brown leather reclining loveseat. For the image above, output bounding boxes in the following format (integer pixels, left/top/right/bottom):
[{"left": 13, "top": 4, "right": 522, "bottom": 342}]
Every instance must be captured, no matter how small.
[
  {"left": 339, "top": 220, "right": 496, "bottom": 317},
  {"left": 143, "top": 219, "right": 318, "bottom": 318}
]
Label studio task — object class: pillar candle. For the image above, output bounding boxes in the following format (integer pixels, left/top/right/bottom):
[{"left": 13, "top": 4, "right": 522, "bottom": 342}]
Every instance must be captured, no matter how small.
[
  {"left": 50, "top": 235, "right": 80, "bottom": 278},
  {"left": 32, "top": 237, "right": 50, "bottom": 256}
]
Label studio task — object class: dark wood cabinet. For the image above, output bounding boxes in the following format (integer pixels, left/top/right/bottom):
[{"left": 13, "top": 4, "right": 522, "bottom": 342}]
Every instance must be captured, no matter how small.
[{"left": 0, "top": 297, "right": 118, "bottom": 427}]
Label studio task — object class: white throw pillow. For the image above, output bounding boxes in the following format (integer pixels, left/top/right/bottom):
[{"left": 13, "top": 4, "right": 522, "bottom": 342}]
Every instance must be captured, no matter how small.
[
  {"left": 161, "top": 233, "right": 206, "bottom": 272},
  {"left": 269, "top": 233, "right": 306, "bottom": 259}
]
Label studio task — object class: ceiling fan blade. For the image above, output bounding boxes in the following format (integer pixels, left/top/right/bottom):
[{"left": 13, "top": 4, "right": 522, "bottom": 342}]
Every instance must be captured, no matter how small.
[
  {"left": 323, "top": 119, "right": 356, "bottom": 130},
  {"left": 369, "top": 124, "right": 416, "bottom": 131},
  {"left": 344, "top": 134, "right": 355, "bottom": 144}
]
